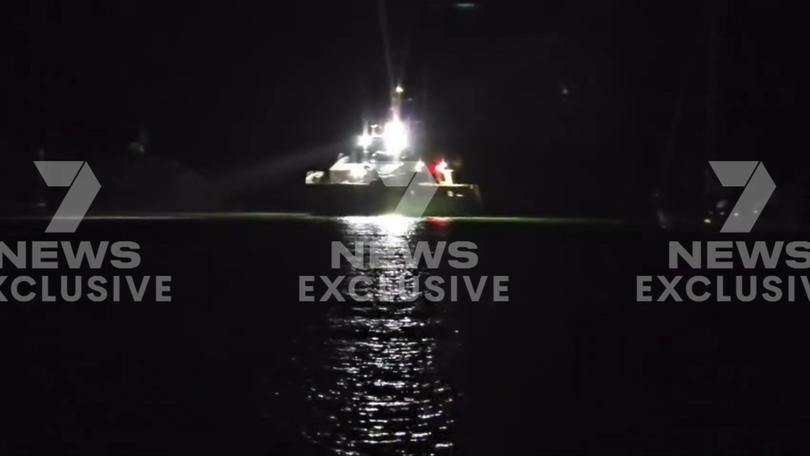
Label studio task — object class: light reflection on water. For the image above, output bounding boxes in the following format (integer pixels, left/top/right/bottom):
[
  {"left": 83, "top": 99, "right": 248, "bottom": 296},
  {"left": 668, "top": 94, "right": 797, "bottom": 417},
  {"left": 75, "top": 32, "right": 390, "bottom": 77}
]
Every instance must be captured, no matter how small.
[{"left": 302, "top": 216, "right": 457, "bottom": 455}]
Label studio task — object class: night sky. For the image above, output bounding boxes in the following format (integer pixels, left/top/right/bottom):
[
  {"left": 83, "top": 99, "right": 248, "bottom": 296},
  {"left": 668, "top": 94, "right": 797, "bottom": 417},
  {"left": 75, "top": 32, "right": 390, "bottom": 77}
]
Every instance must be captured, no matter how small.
[{"left": 4, "top": 0, "right": 801, "bottom": 216}]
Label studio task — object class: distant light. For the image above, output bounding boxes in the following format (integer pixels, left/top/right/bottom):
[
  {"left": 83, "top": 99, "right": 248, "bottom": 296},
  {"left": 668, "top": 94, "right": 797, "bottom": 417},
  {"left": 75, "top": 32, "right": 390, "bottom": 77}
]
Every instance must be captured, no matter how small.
[
  {"left": 357, "top": 133, "right": 371, "bottom": 148},
  {"left": 454, "top": 2, "right": 477, "bottom": 9},
  {"left": 395, "top": 85, "right": 404, "bottom": 94},
  {"left": 383, "top": 119, "right": 409, "bottom": 154},
  {"left": 703, "top": 218, "right": 712, "bottom": 224}
]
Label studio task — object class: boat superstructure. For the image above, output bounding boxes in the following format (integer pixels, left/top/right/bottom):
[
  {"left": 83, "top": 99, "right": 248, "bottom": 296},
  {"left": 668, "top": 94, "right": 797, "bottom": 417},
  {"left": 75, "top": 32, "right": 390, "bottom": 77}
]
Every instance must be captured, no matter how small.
[{"left": 305, "top": 86, "right": 481, "bottom": 215}]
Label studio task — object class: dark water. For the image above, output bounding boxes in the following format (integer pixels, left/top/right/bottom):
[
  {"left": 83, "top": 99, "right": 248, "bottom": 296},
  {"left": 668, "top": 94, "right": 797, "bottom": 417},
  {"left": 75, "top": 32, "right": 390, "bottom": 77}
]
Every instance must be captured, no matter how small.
[
  {"left": 2, "top": 215, "right": 810, "bottom": 454},
  {"left": 300, "top": 217, "right": 457, "bottom": 455}
]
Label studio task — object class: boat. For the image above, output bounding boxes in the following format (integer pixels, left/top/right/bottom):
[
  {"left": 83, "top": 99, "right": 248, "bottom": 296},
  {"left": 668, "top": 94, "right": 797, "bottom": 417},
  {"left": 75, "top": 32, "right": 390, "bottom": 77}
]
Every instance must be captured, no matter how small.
[{"left": 305, "top": 87, "right": 482, "bottom": 216}]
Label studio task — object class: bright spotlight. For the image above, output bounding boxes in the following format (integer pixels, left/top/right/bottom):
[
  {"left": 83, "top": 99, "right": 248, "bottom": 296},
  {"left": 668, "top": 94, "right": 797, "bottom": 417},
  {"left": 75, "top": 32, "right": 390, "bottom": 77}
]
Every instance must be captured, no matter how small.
[
  {"left": 383, "top": 119, "right": 408, "bottom": 154},
  {"left": 357, "top": 133, "right": 371, "bottom": 148}
]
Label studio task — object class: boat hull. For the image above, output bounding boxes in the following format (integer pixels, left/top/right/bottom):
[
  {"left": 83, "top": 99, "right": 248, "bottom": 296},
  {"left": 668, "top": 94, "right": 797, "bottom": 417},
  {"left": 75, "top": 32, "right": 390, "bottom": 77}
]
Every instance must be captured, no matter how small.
[{"left": 305, "top": 182, "right": 482, "bottom": 216}]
